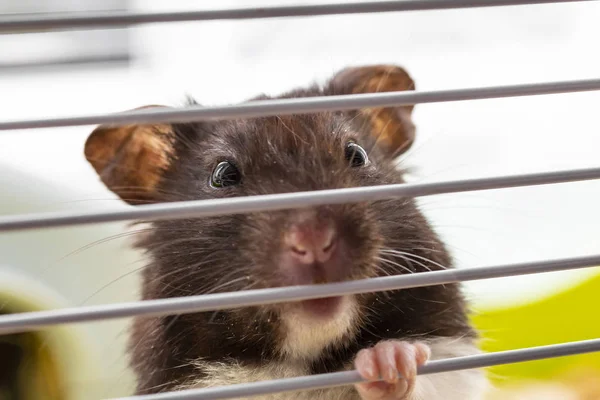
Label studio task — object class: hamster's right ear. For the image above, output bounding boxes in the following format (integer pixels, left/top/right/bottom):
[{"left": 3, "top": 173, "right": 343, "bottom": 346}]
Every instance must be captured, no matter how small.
[
  {"left": 84, "top": 105, "right": 175, "bottom": 205},
  {"left": 329, "top": 65, "right": 416, "bottom": 158}
]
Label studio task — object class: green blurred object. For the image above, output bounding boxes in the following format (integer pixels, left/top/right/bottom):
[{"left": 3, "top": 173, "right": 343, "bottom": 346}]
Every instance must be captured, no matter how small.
[{"left": 472, "top": 271, "right": 600, "bottom": 385}]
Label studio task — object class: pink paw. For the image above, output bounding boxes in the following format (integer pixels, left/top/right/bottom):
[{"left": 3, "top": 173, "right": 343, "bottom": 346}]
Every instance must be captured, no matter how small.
[{"left": 354, "top": 341, "right": 430, "bottom": 400}]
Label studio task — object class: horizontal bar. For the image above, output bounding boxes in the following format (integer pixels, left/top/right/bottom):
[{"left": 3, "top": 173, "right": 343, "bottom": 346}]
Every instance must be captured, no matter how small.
[
  {"left": 0, "top": 253, "right": 598, "bottom": 335},
  {"left": 0, "top": 0, "right": 594, "bottom": 33},
  {"left": 111, "top": 338, "right": 600, "bottom": 400},
  {"left": 0, "top": 167, "right": 599, "bottom": 233},
  {"left": 1, "top": 79, "right": 600, "bottom": 131}
]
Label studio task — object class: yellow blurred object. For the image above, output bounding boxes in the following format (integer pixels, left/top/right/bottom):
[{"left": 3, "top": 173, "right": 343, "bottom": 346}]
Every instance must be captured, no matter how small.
[
  {"left": 1, "top": 329, "right": 62, "bottom": 400},
  {"left": 0, "top": 267, "right": 99, "bottom": 400}
]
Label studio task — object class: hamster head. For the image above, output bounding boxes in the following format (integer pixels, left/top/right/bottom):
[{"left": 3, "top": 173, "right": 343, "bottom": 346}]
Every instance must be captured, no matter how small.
[{"left": 84, "top": 65, "right": 450, "bottom": 362}]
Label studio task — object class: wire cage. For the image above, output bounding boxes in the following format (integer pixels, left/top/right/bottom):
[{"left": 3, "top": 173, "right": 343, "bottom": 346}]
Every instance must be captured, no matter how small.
[{"left": 1, "top": 1, "right": 600, "bottom": 399}]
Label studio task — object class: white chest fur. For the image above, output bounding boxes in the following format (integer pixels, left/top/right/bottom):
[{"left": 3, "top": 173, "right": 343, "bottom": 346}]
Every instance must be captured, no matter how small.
[{"left": 180, "top": 337, "right": 489, "bottom": 400}]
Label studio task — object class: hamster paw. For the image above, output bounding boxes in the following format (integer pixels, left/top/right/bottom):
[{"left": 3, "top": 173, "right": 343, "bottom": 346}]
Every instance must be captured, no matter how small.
[{"left": 354, "top": 341, "right": 430, "bottom": 400}]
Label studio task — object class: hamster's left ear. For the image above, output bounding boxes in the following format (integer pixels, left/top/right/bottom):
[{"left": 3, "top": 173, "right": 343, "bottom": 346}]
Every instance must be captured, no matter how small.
[
  {"left": 329, "top": 65, "right": 416, "bottom": 157},
  {"left": 84, "top": 105, "right": 175, "bottom": 205}
]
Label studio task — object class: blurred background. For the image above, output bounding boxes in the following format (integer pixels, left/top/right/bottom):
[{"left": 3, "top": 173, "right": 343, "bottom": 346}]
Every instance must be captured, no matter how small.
[{"left": 0, "top": 0, "right": 599, "bottom": 398}]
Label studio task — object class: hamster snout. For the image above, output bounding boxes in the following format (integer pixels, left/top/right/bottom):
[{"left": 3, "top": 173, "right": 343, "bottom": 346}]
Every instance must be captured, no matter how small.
[
  {"left": 259, "top": 205, "right": 371, "bottom": 287},
  {"left": 279, "top": 210, "right": 348, "bottom": 318},
  {"left": 283, "top": 213, "right": 337, "bottom": 265}
]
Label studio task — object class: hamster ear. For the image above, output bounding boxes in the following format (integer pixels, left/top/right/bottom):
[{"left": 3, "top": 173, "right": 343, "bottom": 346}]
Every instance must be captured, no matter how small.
[
  {"left": 84, "top": 105, "right": 175, "bottom": 205},
  {"left": 329, "top": 65, "right": 416, "bottom": 157}
]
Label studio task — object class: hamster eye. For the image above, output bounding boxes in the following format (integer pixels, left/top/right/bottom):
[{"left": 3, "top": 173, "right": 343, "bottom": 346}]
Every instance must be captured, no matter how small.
[
  {"left": 345, "top": 142, "right": 369, "bottom": 167},
  {"left": 210, "top": 161, "right": 241, "bottom": 188}
]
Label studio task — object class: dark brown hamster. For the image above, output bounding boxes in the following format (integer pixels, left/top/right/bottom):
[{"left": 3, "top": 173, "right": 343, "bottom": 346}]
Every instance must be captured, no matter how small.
[{"left": 84, "top": 65, "right": 488, "bottom": 400}]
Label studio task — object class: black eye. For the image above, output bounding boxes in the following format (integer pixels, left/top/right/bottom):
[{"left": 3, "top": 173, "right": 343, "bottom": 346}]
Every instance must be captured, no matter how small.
[
  {"left": 345, "top": 142, "right": 369, "bottom": 167},
  {"left": 210, "top": 161, "right": 241, "bottom": 188}
]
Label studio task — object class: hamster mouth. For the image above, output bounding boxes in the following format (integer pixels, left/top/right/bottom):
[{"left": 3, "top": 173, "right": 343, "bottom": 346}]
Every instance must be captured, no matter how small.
[
  {"left": 299, "top": 296, "right": 344, "bottom": 319},
  {"left": 279, "top": 295, "right": 357, "bottom": 359}
]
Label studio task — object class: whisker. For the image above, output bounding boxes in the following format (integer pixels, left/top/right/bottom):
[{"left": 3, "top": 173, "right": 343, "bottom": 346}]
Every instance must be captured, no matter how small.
[
  {"left": 380, "top": 248, "right": 449, "bottom": 271},
  {"left": 207, "top": 280, "right": 259, "bottom": 324},
  {"left": 375, "top": 255, "right": 413, "bottom": 275},
  {"left": 148, "top": 255, "right": 236, "bottom": 290},
  {"left": 203, "top": 275, "right": 250, "bottom": 295},
  {"left": 80, "top": 265, "right": 145, "bottom": 306},
  {"left": 54, "top": 228, "right": 154, "bottom": 263}
]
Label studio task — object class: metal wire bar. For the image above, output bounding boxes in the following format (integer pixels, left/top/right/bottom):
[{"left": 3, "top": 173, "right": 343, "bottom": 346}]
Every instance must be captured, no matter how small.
[
  {"left": 0, "top": 253, "right": 598, "bottom": 335},
  {"left": 110, "top": 338, "right": 600, "bottom": 400},
  {"left": 0, "top": 0, "right": 595, "bottom": 33},
  {"left": 1, "top": 80, "right": 600, "bottom": 131},
  {"left": 0, "top": 167, "right": 599, "bottom": 233}
]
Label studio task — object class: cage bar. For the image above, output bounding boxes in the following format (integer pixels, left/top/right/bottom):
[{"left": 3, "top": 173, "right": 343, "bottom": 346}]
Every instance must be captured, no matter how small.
[
  {"left": 0, "top": 167, "right": 598, "bottom": 233},
  {"left": 0, "top": 253, "right": 598, "bottom": 335},
  {"left": 110, "top": 338, "right": 600, "bottom": 400},
  {"left": 1, "top": 79, "right": 600, "bottom": 131},
  {"left": 0, "top": 0, "right": 595, "bottom": 33}
]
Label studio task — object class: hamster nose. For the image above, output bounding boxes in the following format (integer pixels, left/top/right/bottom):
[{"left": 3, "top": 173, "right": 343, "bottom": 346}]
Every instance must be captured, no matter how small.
[{"left": 285, "top": 222, "right": 337, "bottom": 264}]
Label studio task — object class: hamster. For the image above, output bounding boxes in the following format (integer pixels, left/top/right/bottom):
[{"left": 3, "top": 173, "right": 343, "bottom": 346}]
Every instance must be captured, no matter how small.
[{"left": 84, "top": 65, "right": 488, "bottom": 400}]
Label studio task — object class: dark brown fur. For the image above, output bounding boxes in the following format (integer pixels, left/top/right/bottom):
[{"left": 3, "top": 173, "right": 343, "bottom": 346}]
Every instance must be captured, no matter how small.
[{"left": 118, "top": 83, "right": 475, "bottom": 393}]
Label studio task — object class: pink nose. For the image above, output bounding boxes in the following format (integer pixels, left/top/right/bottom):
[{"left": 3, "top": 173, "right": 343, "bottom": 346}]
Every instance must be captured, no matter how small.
[{"left": 284, "top": 222, "right": 337, "bottom": 264}]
